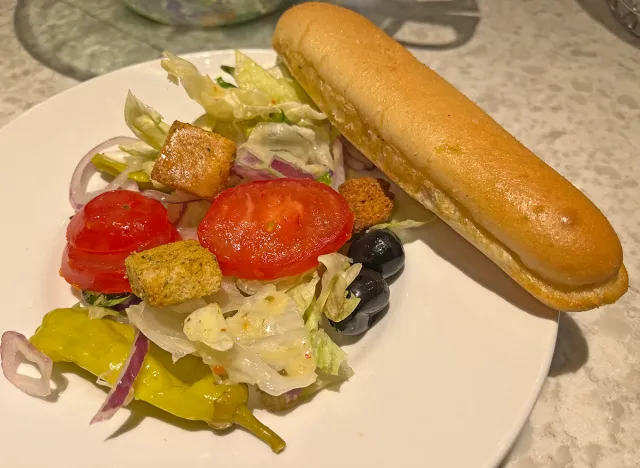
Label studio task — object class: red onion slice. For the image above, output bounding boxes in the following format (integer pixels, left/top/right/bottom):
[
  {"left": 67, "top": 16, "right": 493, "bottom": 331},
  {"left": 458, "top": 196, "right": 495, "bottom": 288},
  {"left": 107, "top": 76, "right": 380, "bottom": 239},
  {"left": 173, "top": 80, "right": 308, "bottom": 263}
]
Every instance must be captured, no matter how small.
[
  {"left": 177, "top": 226, "right": 199, "bottom": 240},
  {"left": 72, "top": 164, "right": 142, "bottom": 210},
  {"left": 344, "top": 155, "right": 368, "bottom": 171},
  {"left": 235, "top": 149, "right": 300, "bottom": 181},
  {"left": 269, "top": 157, "right": 315, "bottom": 179},
  {"left": 1, "top": 331, "right": 53, "bottom": 398},
  {"left": 341, "top": 137, "right": 375, "bottom": 171},
  {"left": 120, "top": 178, "right": 140, "bottom": 193},
  {"left": 90, "top": 330, "right": 149, "bottom": 424},
  {"left": 232, "top": 165, "right": 278, "bottom": 181},
  {"left": 69, "top": 136, "right": 142, "bottom": 211},
  {"left": 236, "top": 149, "right": 263, "bottom": 168},
  {"left": 232, "top": 149, "right": 278, "bottom": 181},
  {"left": 166, "top": 203, "right": 187, "bottom": 225},
  {"left": 141, "top": 189, "right": 202, "bottom": 204}
]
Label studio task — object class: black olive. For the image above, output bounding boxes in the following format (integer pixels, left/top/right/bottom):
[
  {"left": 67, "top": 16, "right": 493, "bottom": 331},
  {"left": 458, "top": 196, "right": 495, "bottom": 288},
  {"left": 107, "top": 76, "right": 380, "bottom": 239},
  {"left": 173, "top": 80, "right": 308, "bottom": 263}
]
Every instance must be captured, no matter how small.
[
  {"left": 330, "top": 268, "right": 390, "bottom": 335},
  {"left": 347, "top": 229, "right": 404, "bottom": 279}
]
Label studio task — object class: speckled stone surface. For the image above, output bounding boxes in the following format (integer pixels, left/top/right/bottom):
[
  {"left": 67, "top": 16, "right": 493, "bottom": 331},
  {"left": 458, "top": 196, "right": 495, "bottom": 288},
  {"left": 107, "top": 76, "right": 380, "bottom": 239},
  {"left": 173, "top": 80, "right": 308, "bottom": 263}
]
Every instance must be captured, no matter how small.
[
  {"left": 0, "top": 1, "right": 76, "bottom": 127},
  {"left": 2, "top": 0, "right": 639, "bottom": 466}
]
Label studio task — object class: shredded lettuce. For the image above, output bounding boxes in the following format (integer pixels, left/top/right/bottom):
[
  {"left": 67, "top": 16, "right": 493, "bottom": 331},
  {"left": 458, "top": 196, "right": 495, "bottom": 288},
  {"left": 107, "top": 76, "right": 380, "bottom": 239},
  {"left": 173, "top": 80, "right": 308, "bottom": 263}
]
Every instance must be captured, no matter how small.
[
  {"left": 216, "top": 76, "right": 237, "bottom": 89},
  {"left": 77, "top": 291, "right": 130, "bottom": 320},
  {"left": 239, "top": 122, "right": 333, "bottom": 177},
  {"left": 86, "top": 306, "right": 119, "bottom": 320},
  {"left": 192, "top": 113, "right": 218, "bottom": 132},
  {"left": 268, "top": 110, "right": 291, "bottom": 125},
  {"left": 124, "top": 91, "right": 170, "bottom": 150},
  {"left": 221, "top": 65, "right": 235, "bottom": 76},
  {"left": 117, "top": 267, "right": 353, "bottom": 398},
  {"left": 236, "top": 270, "right": 314, "bottom": 296},
  {"left": 266, "top": 59, "right": 312, "bottom": 104},
  {"left": 127, "top": 286, "right": 319, "bottom": 396},
  {"left": 161, "top": 51, "right": 229, "bottom": 115},
  {"left": 171, "top": 298, "right": 208, "bottom": 315},
  {"left": 310, "top": 329, "right": 347, "bottom": 376},
  {"left": 125, "top": 291, "right": 318, "bottom": 395},
  {"left": 260, "top": 365, "right": 355, "bottom": 412},
  {"left": 286, "top": 271, "right": 320, "bottom": 315},
  {"left": 317, "top": 253, "right": 362, "bottom": 323},
  {"left": 183, "top": 304, "right": 234, "bottom": 351},
  {"left": 316, "top": 173, "right": 332, "bottom": 186},
  {"left": 368, "top": 219, "right": 431, "bottom": 231},
  {"left": 199, "top": 343, "right": 316, "bottom": 397},
  {"left": 234, "top": 50, "right": 307, "bottom": 104},
  {"left": 205, "top": 278, "right": 246, "bottom": 314},
  {"left": 211, "top": 120, "right": 255, "bottom": 144},
  {"left": 325, "top": 264, "right": 361, "bottom": 322},
  {"left": 331, "top": 136, "right": 346, "bottom": 190},
  {"left": 125, "top": 302, "right": 197, "bottom": 362},
  {"left": 225, "top": 286, "right": 314, "bottom": 377},
  {"left": 82, "top": 291, "right": 132, "bottom": 308},
  {"left": 118, "top": 140, "right": 158, "bottom": 158},
  {"left": 303, "top": 298, "right": 322, "bottom": 332},
  {"left": 301, "top": 254, "right": 361, "bottom": 331},
  {"left": 161, "top": 51, "right": 325, "bottom": 125},
  {"left": 201, "top": 286, "right": 318, "bottom": 395},
  {"left": 275, "top": 102, "right": 325, "bottom": 124}
]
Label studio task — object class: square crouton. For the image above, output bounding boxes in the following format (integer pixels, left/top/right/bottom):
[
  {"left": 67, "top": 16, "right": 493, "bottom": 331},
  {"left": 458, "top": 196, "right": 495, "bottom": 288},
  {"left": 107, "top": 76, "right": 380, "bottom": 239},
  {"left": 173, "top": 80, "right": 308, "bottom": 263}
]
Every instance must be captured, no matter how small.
[
  {"left": 151, "top": 121, "right": 235, "bottom": 198},
  {"left": 125, "top": 240, "right": 222, "bottom": 307},
  {"left": 339, "top": 177, "right": 395, "bottom": 233}
]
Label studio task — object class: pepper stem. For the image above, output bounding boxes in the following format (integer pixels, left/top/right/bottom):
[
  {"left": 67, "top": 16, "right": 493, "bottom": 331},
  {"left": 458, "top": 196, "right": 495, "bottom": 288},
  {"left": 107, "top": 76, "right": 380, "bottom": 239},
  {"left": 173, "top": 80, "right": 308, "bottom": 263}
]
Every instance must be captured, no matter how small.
[{"left": 233, "top": 405, "right": 286, "bottom": 454}]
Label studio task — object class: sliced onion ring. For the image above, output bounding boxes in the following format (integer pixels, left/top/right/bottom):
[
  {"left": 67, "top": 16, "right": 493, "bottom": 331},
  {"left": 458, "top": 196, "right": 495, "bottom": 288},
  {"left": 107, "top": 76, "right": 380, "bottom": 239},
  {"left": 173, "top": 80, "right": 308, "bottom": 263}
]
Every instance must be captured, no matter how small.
[
  {"left": 69, "top": 136, "right": 142, "bottom": 211},
  {"left": 344, "top": 154, "right": 369, "bottom": 171},
  {"left": 232, "top": 149, "right": 277, "bottom": 181},
  {"left": 342, "top": 137, "right": 375, "bottom": 171},
  {"left": 235, "top": 149, "right": 262, "bottom": 168},
  {"left": 166, "top": 203, "right": 187, "bottom": 225},
  {"left": 120, "top": 178, "right": 140, "bottom": 193},
  {"left": 90, "top": 330, "right": 149, "bottom": 424},
  {"left": 1, "top": 331, "right": 53, "bottom": 398},
  {"left": 232, "top": 164, "right": 277, "bottom": 181},
  {"left": 177, "top": 226, "right": 199, "bottom": 241},
  {"left": 269, "top": 157, "right": 315, "bottom": 179}
]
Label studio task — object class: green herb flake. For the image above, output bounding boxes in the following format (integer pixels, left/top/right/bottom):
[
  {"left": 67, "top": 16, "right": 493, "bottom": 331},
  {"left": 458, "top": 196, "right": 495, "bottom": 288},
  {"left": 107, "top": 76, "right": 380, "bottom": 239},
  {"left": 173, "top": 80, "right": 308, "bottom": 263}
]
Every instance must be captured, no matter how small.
[{"left": 216, "top": 76, "right": 237, "bottom": 89}]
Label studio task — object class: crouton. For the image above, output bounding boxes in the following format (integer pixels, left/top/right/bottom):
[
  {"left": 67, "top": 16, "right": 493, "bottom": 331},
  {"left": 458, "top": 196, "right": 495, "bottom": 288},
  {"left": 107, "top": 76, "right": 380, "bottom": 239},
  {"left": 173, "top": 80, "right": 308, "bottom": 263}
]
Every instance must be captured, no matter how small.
[
  {"left": 151, "top": 121, "right": 235, "bottom": 198},
  {"left": 339, "top": 177, "right": 394, "bottom": 233},
  {"left": 125, "top": 240, "right": 222, "bottom": 307}
]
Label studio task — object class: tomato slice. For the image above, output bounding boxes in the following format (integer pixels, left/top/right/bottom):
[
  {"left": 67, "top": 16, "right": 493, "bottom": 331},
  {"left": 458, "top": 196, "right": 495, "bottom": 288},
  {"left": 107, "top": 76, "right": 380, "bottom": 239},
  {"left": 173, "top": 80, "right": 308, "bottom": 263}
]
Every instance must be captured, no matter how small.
[
  {"left": 61, "top": 245, "right": 132, "bottom": 293},
  {"left": 67, "top": 190, "right": 171, "bottom": 252},
  {"left": 61, "top": 190, "right": 180, "bottom": 293},
  {"left": 198, "top": 179, "right": 354, "bottom": 279}
]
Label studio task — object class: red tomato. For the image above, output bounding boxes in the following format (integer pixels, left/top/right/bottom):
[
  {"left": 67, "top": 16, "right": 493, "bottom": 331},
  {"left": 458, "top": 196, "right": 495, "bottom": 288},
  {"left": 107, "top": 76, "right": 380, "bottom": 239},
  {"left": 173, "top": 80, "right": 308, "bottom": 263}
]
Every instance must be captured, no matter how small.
[
  {"left": 67, "top": 190, "right": 171, "bottom": 252},
  {"left": 60, "top": 190, "right": 180, "bottom": 293},
  {"left": 61, "top": 246, "right": 132, "bottom": 293},
  {"left": 198, "top": 179, "right": 354, "bottom": 279}
]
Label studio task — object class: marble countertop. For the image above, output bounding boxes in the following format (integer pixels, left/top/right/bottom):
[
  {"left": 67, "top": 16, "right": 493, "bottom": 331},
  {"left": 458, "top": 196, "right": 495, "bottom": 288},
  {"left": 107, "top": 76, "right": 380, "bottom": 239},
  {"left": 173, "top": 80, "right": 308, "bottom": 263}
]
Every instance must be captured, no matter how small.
[{"left": 2, "top": 0, "right": 639, "bottom": 466}]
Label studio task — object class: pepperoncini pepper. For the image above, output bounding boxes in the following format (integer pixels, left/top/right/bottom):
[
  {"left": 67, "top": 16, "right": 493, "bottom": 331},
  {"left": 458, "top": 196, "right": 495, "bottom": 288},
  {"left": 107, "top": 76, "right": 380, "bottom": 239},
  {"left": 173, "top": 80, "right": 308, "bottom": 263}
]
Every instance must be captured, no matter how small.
[
  {"left": 30, "top": 308, "right": 285, "bottom": 453},
  {"left": 91, "top": 154, "right": 153, "bottom": 188}
]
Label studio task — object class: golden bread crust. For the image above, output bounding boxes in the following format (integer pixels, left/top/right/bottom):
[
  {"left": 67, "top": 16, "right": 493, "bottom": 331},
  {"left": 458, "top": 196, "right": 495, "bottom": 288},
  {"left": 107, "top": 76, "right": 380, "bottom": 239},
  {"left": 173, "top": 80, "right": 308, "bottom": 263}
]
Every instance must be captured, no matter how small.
[{"left": 273, "top": 2, "right": 627, "bottom": 311}]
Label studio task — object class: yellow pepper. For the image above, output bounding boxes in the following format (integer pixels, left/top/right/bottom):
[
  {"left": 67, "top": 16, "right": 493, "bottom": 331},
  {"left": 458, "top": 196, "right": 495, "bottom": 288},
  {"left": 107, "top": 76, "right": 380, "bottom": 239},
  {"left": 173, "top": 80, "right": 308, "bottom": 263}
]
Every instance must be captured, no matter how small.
[{"left": 30, "top": 308, "right": 285, "bottom": 453}]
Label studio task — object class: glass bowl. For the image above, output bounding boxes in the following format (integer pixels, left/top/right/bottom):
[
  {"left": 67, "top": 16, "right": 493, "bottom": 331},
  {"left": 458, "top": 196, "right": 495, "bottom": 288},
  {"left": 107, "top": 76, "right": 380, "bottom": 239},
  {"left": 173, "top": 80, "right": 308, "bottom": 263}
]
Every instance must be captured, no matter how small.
[{"left": 124, "top": 0, "right": 285, "bottom": 27}]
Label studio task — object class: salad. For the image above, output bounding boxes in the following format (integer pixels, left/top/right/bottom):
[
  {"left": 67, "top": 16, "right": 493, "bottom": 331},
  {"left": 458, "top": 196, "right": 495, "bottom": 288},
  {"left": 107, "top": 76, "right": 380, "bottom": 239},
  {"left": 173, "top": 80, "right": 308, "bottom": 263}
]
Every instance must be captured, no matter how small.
[{"left": 0, "top": 51, "right": 427, "bottom": 453}]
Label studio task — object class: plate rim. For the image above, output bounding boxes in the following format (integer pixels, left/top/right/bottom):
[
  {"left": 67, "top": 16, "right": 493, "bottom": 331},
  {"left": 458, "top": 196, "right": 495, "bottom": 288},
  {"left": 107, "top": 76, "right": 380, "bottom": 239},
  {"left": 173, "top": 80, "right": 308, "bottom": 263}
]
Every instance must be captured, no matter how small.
[{"left": 0, "top": 48, "right": 558, "bottom": 468}]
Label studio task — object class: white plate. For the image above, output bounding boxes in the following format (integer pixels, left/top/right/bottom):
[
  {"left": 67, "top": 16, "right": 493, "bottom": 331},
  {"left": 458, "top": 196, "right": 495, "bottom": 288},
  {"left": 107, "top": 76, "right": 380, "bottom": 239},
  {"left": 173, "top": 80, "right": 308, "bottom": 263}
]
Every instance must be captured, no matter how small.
[{"left": 0, "top": 50, "right": 558, "bottom": 468}]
